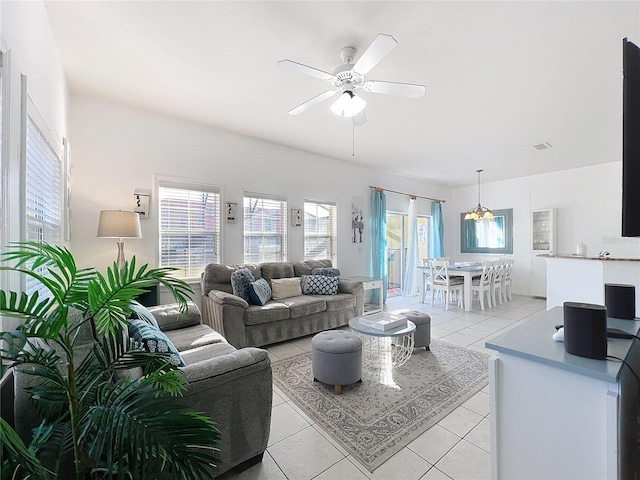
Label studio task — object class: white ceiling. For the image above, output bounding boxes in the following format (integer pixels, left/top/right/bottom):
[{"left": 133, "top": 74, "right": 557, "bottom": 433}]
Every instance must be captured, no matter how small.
[{"left": 43, "top": 1, "right": 640, "bottom": 188}]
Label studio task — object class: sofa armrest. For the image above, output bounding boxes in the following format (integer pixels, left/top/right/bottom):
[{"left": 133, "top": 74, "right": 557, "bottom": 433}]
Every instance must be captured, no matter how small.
[
  {"left": 200, "top": 291, "right": 248, "bottom": 348},
  {"left": 338, "top": 280, "right": 363, "bottom": 295},
  {"left": 180, "top": 348, "right": 272, "bottom": 476},
  {"left": 339, "top": 280, "right": 365, "bottom": 316},
  {"left": 181, "top": 347, "right": 269, "bottom": 385}
]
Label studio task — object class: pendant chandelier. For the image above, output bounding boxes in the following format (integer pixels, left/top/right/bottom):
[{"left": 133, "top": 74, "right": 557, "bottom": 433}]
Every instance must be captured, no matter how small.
[{"left": 464, "top": 169, "right": 494, "bottom": 220}]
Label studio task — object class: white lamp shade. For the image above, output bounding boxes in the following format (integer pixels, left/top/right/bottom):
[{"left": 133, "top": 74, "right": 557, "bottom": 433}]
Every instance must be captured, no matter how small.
[{"left": 97, "top": 210, "right": 142, "bottom": 238}]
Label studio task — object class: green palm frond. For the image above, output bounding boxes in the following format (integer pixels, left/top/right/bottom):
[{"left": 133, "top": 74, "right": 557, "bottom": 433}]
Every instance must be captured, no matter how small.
[
  {"left": 0, "top": 418, "right": 54, "bottom": 480},
  {"left": 82, "top": 378, "right": 219, "bottom": 480},
  {"left": 0, "top": 290, "right": 53, "bottom": 320}
]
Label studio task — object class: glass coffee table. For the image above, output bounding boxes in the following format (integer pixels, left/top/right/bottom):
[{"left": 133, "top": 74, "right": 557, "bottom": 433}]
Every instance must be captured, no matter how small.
[{"left": 348, "top": 316, "right": 416, "bottom": 368}]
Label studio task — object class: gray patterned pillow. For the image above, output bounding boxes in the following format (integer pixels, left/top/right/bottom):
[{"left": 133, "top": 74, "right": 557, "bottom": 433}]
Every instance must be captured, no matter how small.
[
  {"left": 311, "top": 267, "right": 341, "bottom": 277},
  {"left": 231, "top": 268, "right": 255, "bottom": 301},
  {"left": 301, "top": 275, "right": 339, "bottom": 295}
]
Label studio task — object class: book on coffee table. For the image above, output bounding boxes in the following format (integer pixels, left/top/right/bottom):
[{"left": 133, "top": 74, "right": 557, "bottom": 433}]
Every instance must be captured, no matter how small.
[{"left": 359, "top": 312, "right": 407, "bottom": 331}]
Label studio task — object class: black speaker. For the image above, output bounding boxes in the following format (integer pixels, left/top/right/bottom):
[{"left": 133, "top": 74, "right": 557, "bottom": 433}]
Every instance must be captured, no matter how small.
[
  {"left": 563, "top": 302, "right": 608, "bottom": 360},
  {"left": 605, "top": 283, "right": 636, "bottom": 319}
]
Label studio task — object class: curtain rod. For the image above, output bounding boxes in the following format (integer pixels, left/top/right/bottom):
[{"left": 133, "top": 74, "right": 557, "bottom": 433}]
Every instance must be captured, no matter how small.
[{"left": 369, "top": 185, "right": 446, "bottom": 204}]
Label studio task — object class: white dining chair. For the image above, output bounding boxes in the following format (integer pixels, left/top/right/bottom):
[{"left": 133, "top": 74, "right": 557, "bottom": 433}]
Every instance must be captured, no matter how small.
[
  {"left": 471, "top": 262, "right": 494, "bottom": 311},
  {"left": 429, "top": 259, "right": 464, "bottom": 310},
  {"left": 503, "top": 259, "right": 514, "bottom": 302},
  {"left": 491, "top": 262, "right": 505, "bottom": 307}
]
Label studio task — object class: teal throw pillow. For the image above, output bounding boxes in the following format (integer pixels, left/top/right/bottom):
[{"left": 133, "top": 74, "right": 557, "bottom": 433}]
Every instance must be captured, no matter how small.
[
  {"left": 129, "top": 301, "right": 159, "bottom": 329},
  {"left": 248, "top": 278, "right": 272, "bottom": 306},
  {"left": 128, "top": 319, "right": 185, "bottom": 367}
]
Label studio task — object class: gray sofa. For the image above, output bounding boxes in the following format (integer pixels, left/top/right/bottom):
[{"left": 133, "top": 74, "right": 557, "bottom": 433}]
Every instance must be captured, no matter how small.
[
  {"left": 200, "top": 260, "right": 365, "bottom": 348},
  {"left": 2, "top": 302, "right": 272, "bottom": 478}
]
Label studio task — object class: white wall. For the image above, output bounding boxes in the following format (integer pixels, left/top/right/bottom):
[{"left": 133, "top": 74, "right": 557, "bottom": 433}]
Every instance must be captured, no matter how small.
[
  {"left": 1, "top": 1, "right": 68, "bottom": 246},
  {"left": 68, "top": 94, "right": 451, "bottom": 298},
  {"left": 450, "top": 163, "right": 640, "bottom": 296}
]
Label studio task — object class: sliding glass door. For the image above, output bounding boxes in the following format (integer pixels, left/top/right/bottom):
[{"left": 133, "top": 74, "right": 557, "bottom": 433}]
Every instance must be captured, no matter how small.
[{"left": 386, "top": 212, "right": 430, "bottom": 297}]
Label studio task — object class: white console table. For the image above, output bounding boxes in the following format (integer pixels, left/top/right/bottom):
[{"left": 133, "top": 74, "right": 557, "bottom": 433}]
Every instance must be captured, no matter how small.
[
  {"left": 486, "top": 307, "right": 640, "bottom": 479},
  {"left": 341, "top": 276, "right": 383, "bottom": 315}
]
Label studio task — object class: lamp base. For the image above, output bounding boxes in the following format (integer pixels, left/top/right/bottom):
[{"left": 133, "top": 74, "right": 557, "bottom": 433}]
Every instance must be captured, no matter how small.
[{"left": 116, "top": 239, "right": 126, "bottom": 271}]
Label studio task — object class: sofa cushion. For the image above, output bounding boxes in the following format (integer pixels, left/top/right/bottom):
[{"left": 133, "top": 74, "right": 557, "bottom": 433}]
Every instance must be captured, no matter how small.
[
  {"left": 248, "top": 278, "right": 272, "bottom": 306},
  {"left": 321, "top": 293, "right": 357, "bottom": 312},
  {"left": 260, "top": 262, "right": 295, "bottom": 285},
  {"left": 292, "top": 259, "right": 332, "bottom": 276},
  {"left": 201, "top": 263, "right": 261, "bottom": 295},
  {"left": 128, "top": 319, "right": 185, "bottom": 367},
  {"left": 149, "top": 302, "right": 201, "bottom": 332},
  {"left": 179, "top": 342, "right": 238, "bottom": 365},
  {"left": 301, "top": 275, "right": 339, "bottom": 295},
  {"left": 244, "top": 302, "right": 290, "bottom": 325},
  {"left": 311, "top": 267, "right": 341, "bottom": 277},
  {"left": 231, "top": 268, "right": 255, "bottom": 301},
  {"left": 271, "top": 277, "right": 302, "bottom": 300},
  {"left": 164, "top": 324, "right": 227, "bottom": 352},
  {"left": 282, "top": 296, "right": 327, "bottom": 319}
]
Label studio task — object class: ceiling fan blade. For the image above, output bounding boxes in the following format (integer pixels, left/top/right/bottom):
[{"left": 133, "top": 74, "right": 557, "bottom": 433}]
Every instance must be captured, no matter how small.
[
  {"left": 353, "top": 110, "right": 367, "bottom": 126},
  {"left": 352, "top": 34, "right": 398, "bottom": 75},
  {"left": 288, "top": 90, "right": 338, "bottom": 116},
  {"left": 278, "top": 59, "right": 336, "bottom": 81},
  {"left": 363, "top": 80, "right": 426, "bottom": 98}
]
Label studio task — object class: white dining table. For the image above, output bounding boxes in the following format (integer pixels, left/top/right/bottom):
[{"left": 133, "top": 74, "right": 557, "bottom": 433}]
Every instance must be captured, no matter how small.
[{"left": 417, "top": 263, "right": 484, "bottom": 312}]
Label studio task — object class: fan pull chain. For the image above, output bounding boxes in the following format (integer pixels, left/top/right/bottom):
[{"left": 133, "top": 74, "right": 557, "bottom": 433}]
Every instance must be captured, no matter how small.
[{"left": 352, "top": 117, "right": 355, "bottom": 156}]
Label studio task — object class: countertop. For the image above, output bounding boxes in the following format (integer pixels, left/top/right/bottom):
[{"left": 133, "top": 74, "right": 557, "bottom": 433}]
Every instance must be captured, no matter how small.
[
  {"left": 485, "top": 306, "right": 640, "bottom": 382},
  {"left": 541, "top": 254, "right": 640, "bottom": 262}
]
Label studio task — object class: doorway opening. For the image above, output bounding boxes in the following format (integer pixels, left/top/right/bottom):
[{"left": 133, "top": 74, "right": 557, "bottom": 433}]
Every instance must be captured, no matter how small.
[{"left": 386, "top": 212, "right": 430, "bottom": 297}]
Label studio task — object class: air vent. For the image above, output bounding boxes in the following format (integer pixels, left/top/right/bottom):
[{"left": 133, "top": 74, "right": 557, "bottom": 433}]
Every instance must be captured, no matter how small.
[{"left": 533, "top": 142, "right": 553, "bottom": 151}]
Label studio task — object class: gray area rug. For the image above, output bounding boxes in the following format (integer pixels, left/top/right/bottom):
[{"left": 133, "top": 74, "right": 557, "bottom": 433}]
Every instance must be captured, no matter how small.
[{"left": 271, "top": 339, "right": 489, "bottom": 472}]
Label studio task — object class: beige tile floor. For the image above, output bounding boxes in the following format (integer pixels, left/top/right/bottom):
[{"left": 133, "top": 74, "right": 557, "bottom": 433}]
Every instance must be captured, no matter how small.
[{"left": 221, "top": 293, "right": 547, "bottom": 480}]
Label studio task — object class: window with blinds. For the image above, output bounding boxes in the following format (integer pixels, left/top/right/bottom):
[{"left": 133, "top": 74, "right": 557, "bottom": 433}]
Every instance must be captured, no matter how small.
[
  {"left": 158, "top": 184, "right": 220, "bottom": 279},
  {"left": 304, "top": 201, "right": 337, "bottom": 265},
  {"left": 24, "top": 101, "right": 65, "bottom": 296},
  {"left": 244, "top": 194, "right": 287, "bottom": 263}
]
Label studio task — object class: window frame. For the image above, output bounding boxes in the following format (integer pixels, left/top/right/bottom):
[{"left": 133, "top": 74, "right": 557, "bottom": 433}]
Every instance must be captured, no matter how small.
[
  {"left": 303, "top": 199, "right": 338, "bottom": 266},
  {"left": 156, "top": 178, "right": 222, "bottom": 281},
  {"left": 243, "top": 192, "right": 288, "bottom": 264}
]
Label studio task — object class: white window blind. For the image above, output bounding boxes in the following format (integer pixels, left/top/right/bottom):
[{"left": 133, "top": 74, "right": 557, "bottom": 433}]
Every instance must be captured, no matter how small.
[
  {"left": 25, "top": 107, "right": 64, "bottom": 296},
  {"left": 244, "top": 194, "right": 287, "bottom": 263},
  {"left": 304, "top": 201, "right": 337, "bottom": 265},
  {"left": 158, "top": 184, "right": 220, "bottom": 279}
]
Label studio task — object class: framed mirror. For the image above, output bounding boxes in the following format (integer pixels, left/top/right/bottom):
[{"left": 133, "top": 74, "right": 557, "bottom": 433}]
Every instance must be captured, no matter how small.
[{"left": 460, "top": 208, "right": 513, "bottom": 254}]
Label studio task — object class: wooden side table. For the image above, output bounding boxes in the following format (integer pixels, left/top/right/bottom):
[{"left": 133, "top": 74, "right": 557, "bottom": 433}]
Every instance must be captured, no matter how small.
[{"left": 341, "top": 276, "right": 383, "bottom": 315}]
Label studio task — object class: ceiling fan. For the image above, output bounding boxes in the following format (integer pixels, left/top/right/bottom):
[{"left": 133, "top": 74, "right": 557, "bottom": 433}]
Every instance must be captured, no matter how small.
[{"left": 278, "top": 33, "right": 426, "bottom": 126}]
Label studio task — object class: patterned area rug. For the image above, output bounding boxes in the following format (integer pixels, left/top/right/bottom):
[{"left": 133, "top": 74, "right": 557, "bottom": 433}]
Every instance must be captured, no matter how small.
[{"left": 271, "top": 339, "right": 489, "bottom": 472}]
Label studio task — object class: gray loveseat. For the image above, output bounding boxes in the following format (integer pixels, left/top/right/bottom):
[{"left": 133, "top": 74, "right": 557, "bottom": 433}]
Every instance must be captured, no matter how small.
[
  {"left": 200, "top": 260, "right": 364, "bottom": 348},
  {"left": 2, "top": 302, "right": 272, "bottom": 478}
]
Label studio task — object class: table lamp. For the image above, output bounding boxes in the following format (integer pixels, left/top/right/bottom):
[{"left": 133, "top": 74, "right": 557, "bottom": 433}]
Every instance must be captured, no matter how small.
[{"left": 97, "top": 210, "right": 142, "bottom": 271}]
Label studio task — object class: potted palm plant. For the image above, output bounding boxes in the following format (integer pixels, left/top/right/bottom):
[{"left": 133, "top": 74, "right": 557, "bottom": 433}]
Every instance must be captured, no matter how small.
[{"left": 0, "top": 242, "right": 220, "bottom": 479}]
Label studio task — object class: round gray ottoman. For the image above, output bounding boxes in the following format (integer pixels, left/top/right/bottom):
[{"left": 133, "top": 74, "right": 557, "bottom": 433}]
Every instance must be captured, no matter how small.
[
  {"left": 312, "top": 330, "right": 362, "bottom": 394},
  {"left": 400, "top": 311, "right": 431, "bottom": 350}
]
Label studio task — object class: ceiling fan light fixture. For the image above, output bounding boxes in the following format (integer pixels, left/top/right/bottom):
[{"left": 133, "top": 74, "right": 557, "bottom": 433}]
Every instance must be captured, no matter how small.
[
  {"left": 465, "top": 169, "right": 494, "bottom": 221},
  {"left": 330, "top": 90, "right": 366, "bottom": 118}
]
